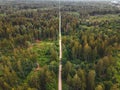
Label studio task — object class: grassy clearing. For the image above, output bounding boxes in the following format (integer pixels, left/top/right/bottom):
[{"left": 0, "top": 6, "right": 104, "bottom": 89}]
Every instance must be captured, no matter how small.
[
  {"left": 67, "top": 11, "right": 79, "bottom": 16},
  {"left": 0, "top": 13, "right": 6, "bottom": 17},
  {"left": 32, "top": 41, "right": 55, "bottom": 66},
  {"left": 33, "top": 41, "right": 53, "bottom": 48}
]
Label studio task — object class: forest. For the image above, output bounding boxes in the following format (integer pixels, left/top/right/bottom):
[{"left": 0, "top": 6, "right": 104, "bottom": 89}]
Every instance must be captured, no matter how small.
[{"left": 0, "top": 0, "right": 120, "bottom": 90}]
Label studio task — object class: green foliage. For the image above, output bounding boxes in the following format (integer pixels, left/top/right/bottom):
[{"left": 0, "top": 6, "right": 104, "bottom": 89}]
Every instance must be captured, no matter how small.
[{"left": 0, "top": 1, "right": 120, "bottom": 90}]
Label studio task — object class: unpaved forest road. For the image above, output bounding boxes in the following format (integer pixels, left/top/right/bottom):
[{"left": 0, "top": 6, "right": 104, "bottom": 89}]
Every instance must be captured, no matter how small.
[{"left": 58, "top": 0, "right": 62, "bottom": 89}]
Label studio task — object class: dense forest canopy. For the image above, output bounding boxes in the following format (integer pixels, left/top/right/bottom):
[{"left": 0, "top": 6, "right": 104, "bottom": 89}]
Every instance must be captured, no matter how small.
[{"left": 0, "top": 1, "right": 120, "bottom": 90}]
